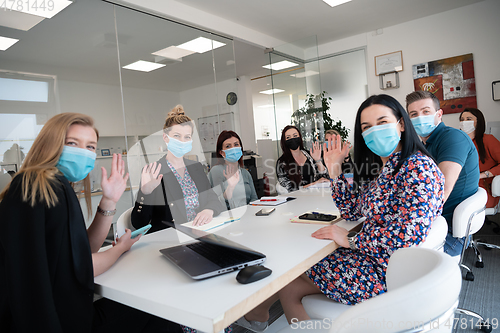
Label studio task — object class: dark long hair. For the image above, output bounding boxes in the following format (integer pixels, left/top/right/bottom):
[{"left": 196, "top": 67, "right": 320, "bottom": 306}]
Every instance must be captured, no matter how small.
[
  {"left": 215, "top": 130, "right": 244, "bottom": 167},
  {"left": 460, "top": 108, "right": 486, "bottom": 163},
  {"left": 279, "top": 125, "right": 305, "bottom": 187},
  {"left": 353, "top": 94, "right": 432, "bottom": 190}
]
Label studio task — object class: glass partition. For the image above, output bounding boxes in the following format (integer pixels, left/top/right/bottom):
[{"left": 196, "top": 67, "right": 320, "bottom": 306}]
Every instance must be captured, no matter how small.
[
  {"left": 0, "top": 0, "right": 241, "bottom": 232},
  {"left": 0, "top": 0, "right": 121, "bottom": 227}
]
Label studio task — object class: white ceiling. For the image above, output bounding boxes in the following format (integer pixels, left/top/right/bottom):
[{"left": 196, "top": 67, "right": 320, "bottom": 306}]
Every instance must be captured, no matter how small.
[
  {"left": 173, "top": 0, "right": 483, "bottom": 46},
  {"left": 0, "top": 0, "right": 484, "bottom": 93}
]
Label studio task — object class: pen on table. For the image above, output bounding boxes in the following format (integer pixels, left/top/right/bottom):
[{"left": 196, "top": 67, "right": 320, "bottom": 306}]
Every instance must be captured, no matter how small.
[{"left": 261, "top": 199, "right": 278, "bottom": 201}]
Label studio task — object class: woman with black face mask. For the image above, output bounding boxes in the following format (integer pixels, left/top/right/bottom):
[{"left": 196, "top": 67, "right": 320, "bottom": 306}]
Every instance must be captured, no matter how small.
[{"left": 276, "top": 125, "right": 329, "bottom": 193}]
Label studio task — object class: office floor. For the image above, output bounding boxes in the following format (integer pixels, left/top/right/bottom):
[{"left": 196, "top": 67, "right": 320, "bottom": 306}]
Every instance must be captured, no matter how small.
[
  {"left": 233, "top": 213, "right": 500, "bottom": 333},
  {"left": 454, "top": 212, "right": 500, "bottom": 333}
]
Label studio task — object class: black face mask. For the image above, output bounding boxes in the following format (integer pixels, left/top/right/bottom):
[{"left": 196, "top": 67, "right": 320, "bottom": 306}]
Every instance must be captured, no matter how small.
[{"left": 285, "top": 137, "right": 302, "bottom": 151}]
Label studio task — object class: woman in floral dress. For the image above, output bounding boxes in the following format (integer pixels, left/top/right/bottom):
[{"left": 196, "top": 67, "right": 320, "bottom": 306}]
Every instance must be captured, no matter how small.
[{"left": 238, "top": 95, "right": 445, "bottom": 329}]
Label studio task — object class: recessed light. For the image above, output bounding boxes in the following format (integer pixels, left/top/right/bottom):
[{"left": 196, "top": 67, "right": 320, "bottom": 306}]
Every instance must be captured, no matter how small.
[
  {"left": 152, "top": 46, "right": 195, "bottom": 60},
  {"left": 177, "top": 37, "right": 225, "bottom": 54},
  {"left": 10, "top": 0, "right": 73, "bottom": 19},
  {"left": 123, "top": 60, "right": 165, "bottom": 72},
  {"left": 259, "top": 89, "right": 285, "bottom": 95},
  {"left": 322, "top": 0, "right": 352, "bottom": 8},
  {"left": 290, "top": 70, "right": 320, "bottom": 78},
  {"left": 262, "top": 61, "right": 298, "bottom": 71},
  {"left": 0, "top": 36, "right": 19, "bottom": 51}
]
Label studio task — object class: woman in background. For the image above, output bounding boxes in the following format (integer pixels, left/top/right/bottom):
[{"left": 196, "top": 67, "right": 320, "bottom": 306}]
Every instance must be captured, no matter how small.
[
  {"left": 132, "top": 105, "right": 224, "bottom": 232},
  {"left": 208, "top": 130, "right": 258, "bottom": 209},
  {"left": 324, "top": 129, "right": 354, "bottom": 174},
  {"left": 0, "top": 113, "right": 181, "bottom": 333},
  {"left": 459, "top": 108, "right": 500, "bottom": 208},
  {"left": 276, "top": 125, "right": 329, "bottom": 193}
]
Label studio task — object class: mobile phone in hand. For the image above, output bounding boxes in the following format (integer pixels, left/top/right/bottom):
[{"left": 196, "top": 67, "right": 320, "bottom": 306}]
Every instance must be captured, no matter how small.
[{"left": 130, "top": 224, "right": 152, "bottom": 238}]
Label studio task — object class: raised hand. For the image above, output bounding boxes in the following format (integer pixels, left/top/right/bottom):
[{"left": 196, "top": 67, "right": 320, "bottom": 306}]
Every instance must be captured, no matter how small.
[
  {"left": 223, "top": 164, "right": 240, "bottom": 188},
  {"left": 310, "top": 141, "right": 322, "bottom": 162},
  {"left": 101, "top": 153, "right": 129, "bottom": 204},
  {"left": 140, "top": 161, "right": 163, "bottom": 195},
  {"left": 323, "top": 134, "right": 350, "bottom": 179}
]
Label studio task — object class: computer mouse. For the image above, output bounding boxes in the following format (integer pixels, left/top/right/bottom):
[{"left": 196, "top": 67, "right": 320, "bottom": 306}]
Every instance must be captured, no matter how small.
[{"left": 236, "top": 265, "right": 272, "bottom": 284}]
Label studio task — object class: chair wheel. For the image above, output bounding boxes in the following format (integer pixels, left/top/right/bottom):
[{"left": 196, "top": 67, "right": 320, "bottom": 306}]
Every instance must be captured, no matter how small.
[
  {"left": 476, "top": 261, "right": 484, "bottom": 268},
  {"left": 465, "top": 271, "right": 474, "bottom": 281},
  {"left": 480, "top": 322, "right": 492, "bottom": 333}
]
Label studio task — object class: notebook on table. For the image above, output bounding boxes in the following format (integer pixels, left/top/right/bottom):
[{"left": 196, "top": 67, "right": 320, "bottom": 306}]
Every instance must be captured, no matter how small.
[{"left": 159, "top": 221, "right": 266, "bottom": 280}]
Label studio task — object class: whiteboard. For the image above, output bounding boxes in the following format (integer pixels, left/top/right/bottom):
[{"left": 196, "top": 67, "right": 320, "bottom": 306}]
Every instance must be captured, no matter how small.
[{"left": 197, "top": 112, "right": 235, "bottom": 152}]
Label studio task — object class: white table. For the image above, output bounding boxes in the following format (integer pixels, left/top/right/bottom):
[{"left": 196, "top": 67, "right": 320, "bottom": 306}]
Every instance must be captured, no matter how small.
[{"left": 94, "top": 195, "right": 361, "bottom": 332}]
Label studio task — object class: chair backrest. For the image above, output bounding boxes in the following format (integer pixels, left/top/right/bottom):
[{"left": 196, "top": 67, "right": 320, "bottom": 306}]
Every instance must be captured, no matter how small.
[
  {"left": 452, "top": 187, "right": 487, "bottom": 238},
  {"left": 491, "top": 175, "right": 500, "bottom": 198},
  {"left": 276, "top": 182, "right": 289, "bottom": 195},
  {"left": 116, "top": 207, "right": 134, "bottom": 237},
  {"left": 332, "top": 248, "right": 461, "bottom": 333},
  {"left": 417, "top": 216, "right": 447, "bottom": 251}
]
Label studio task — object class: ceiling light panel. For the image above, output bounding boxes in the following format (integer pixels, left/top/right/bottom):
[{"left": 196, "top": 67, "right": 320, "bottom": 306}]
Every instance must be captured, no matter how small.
[
  {"left": 262, "top": 61, "right": 299, "bottom": 71},
  {"left": 177, "top": 37, "right": 225, "bottom": 53},
  {"left": 8, "top": 0, "right": 73, "bottom": 19},
  {"left": 290, "top": 70, "right": 320, "bottom": 78},
  {"left": 123, "top": 60, "right": 165, "bottom": 72},
  {"left": 259, "top": 89, "right": 285, "bottom": 95},
  {"left": 152, "top": 46, "right": 195, "bottom": 60},
  {"left": 0, "top": 36, "right": 19, "bottom": 51},
  {"left": 322, "top": 0, "right": 352, "bottom": 8},
  {"left": 0, "top": 9, "right": 45, "bottom": 31}
]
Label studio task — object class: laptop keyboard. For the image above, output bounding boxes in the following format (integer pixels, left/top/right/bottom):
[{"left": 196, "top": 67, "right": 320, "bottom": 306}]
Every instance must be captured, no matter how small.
[{"left": 186, "top": 241, "right": 260, "bottom": 268}]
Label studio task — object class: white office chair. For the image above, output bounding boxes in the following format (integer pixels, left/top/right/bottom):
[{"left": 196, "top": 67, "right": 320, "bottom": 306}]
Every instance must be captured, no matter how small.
[
  {"left": 451, "top": 187, "right": 487, "bottom": 281},
  {"left": 278, "top": 247, "right": 461, "bottom": 333},
  {"left": 276, "top": 182, "right": 289, "bottom": 195},
  {"left": 474, "top": 176, "right": 500, "bottom": 264},
  {"left": 417, "top": 215, "right": 448, "bottom": 251},
  {"left": 116, "top": 207, "right": 135, "bottom": 237}
]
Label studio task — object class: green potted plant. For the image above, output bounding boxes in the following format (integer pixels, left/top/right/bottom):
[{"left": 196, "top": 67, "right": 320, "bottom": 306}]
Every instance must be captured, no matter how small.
[{"left": 291, "top": 91, "right": 350, "bottom": 147}]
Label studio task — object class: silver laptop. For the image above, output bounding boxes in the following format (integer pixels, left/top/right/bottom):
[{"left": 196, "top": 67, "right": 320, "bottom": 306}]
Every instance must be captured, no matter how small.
[{"left": 159, "top": 221, "right": 266, "bottom": 280}]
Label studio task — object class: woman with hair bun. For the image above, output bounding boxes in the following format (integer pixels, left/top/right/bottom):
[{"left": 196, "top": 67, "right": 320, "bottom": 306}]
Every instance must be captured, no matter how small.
[{"left": 131, "top": 105, "right": 224, "bottom": 233}]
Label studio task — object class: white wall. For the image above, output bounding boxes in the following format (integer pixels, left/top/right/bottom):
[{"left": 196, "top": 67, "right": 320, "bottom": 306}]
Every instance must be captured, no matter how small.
[
  {"left": 318, "top": 0, "right": 500, "bottom": 129},
  {"left": 58, "top": 80, "right": 180, "bottom": 137}
]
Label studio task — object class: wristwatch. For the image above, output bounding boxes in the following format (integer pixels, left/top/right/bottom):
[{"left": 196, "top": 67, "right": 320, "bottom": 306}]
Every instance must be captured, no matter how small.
[{"left": 347, "top": 231, "right": 358, "bottom": 250}]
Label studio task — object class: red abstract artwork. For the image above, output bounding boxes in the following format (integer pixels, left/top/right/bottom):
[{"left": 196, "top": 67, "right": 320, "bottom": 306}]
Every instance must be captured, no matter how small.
[{"left": 412, "top": 54, "right": 477, "bottom": 114}]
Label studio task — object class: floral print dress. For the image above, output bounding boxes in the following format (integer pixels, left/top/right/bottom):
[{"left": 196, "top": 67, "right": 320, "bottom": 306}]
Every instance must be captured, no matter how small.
[{"left": 306, "top": 151, "right": 445, "bottom": 305}]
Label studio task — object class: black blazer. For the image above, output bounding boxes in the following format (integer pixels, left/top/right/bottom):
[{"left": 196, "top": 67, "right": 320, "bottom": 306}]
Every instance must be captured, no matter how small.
[
  {"left": 131, "top": 157, "right": 224, "bottom": 233},
  {"left": 0, "top": 174, "right": 94, "bottom": 333}
]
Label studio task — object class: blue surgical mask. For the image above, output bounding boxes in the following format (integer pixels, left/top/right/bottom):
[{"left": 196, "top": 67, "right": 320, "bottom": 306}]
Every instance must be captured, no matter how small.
[
  {"left": 167, "top": 135, "right": 193, "bottom": 158},
  {"left": 56, "top": 146, "right": 96, "bottom": 182},
  {"left": 411, "top": 114, "right": 436, "bottom": 137},
  {"left": 362, "top": 122, "right": 401, "bottom": 157},
  {"left": 223, "top": 147, "right": 243, "bottom": 163}
]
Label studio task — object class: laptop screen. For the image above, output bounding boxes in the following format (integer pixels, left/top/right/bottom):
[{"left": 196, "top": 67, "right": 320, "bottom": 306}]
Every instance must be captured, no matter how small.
[{"left": 162, "top": 220, "right": 265, "bottom": 256}]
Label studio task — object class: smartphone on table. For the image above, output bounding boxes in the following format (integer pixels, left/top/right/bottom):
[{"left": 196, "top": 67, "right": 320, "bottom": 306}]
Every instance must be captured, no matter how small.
[
  {"left": 298, "top": 213, "right": 337, "bottom": 222},
  {"left": 255, "top": 208, "right": 276, "bottom": 216}
]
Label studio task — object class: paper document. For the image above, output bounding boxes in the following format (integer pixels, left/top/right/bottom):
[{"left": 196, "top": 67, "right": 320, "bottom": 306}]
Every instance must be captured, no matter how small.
[
  {"left": 250, "top": 196, "right": 294, "bottom": 206},
  {"left": 182, "top": 215, "right": 241, "bottom": 231}
]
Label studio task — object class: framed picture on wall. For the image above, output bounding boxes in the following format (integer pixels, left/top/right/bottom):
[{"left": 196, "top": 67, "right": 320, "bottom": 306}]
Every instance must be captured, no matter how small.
[{"left": 375, "top": 51, "right": 403, "bottom": 75}]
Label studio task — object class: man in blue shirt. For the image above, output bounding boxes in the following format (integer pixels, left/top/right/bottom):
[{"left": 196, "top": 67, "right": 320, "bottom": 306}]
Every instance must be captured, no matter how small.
[{"left": 406, "top": 91, "right": 479, "bottom": 256}]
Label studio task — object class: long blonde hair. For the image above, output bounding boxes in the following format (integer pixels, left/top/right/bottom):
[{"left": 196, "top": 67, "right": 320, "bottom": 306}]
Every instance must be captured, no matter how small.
[
  {"left": 0, "top": 113, "right": 99, "bottom": 214},
  {"left": 163, "top": 105, "right": 193, "bottom": 134}
]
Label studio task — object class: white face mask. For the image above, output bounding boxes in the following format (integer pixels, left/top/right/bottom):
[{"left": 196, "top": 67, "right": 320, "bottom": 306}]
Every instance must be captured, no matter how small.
[{"left": 460, "top": 121, "right": 475, "bottom": 134}]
